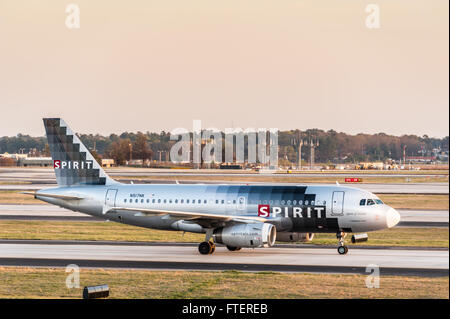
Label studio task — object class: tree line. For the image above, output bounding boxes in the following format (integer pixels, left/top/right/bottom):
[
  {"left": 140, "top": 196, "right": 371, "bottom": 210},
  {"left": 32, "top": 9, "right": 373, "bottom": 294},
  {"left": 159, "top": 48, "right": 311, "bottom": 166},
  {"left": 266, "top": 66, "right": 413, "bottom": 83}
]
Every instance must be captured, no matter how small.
[{"left": 0, "top": 130, "right": 448, "bottom": 165}]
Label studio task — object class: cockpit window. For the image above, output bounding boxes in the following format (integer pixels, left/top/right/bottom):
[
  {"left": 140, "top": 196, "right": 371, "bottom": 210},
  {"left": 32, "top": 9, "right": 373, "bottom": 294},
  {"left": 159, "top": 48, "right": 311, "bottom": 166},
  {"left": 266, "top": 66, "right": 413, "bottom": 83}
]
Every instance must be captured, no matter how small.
[
  {"left": 359, "top": 199, "right": 366, "bottom": 206},
  {"left": 367, "top": 199, "right": 375, "bottom": 206},
  {"left": 375, "top": 199, "right": 384, "bottom": 205}
]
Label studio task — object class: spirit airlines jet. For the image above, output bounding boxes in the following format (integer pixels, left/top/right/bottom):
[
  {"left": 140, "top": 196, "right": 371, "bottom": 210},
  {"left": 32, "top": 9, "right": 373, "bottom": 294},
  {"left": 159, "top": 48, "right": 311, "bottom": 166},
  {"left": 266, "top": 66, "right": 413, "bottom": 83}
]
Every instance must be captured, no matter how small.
[{"left": 25, "top": 119, "right": 401, "bottom": 255}]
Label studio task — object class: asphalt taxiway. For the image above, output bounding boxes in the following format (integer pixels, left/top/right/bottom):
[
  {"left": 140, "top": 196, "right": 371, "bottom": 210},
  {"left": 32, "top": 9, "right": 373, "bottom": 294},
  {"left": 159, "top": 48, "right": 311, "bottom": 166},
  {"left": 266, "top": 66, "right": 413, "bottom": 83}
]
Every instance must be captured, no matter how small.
[
  {"left": 0, "top": 168, "right": 448, "bottom": 194},
  {"left": 0, "top": 241, "right": 447, "bottom": 277}
]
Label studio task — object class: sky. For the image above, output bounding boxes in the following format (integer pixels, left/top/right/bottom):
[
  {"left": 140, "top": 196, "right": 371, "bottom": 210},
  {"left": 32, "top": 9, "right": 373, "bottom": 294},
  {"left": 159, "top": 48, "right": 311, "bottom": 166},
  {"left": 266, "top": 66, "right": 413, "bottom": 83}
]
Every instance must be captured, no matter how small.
[{"left": 0, "top": 0, "right": 448, "bottom": 138}]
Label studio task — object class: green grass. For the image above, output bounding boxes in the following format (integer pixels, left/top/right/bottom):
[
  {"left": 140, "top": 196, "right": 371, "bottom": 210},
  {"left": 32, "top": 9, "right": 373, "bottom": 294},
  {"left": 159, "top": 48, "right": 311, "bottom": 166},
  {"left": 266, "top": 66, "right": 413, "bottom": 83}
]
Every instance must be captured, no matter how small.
[
  {"left": 0, "top": 190, "right": 42, "bottom": 204},
  {"left": 378, "top": 194, "right": 449, "bottom": 210},
  {"left": 0, "top": 220, "right": 447, "bottom": 247},
  {"left": 0, "top": 267, "right": 447, "bottom": 299}
]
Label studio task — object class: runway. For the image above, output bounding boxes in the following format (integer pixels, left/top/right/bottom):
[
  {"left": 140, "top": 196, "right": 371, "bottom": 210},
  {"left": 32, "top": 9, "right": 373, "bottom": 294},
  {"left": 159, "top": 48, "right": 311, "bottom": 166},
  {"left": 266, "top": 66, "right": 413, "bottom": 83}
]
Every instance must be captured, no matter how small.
[
  {"left": 0, "top": 241, "right": 447, "bottom": 277},
  {"left": 0, "top": 182, "right": 448, "bottom": 194},
  {"left": 0, "top": 204, "right": 447, "bottom": 227},
  {"left": 0, "top": 167, "right": 448, "bottom": 194}
]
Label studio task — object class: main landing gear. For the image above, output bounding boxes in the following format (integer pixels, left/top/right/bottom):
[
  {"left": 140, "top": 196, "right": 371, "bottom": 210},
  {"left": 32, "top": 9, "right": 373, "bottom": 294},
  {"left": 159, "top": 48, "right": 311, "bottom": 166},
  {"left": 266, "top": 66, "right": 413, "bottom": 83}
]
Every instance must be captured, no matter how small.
[
  {"left": 336, "top": 231, "right": 348, "bottom": 255},
  {"left": 198, "top": 241, "right": 215, "bottom": 255},
  {"left": 198, "top": 229, "right": 216, "bottom": 255}
]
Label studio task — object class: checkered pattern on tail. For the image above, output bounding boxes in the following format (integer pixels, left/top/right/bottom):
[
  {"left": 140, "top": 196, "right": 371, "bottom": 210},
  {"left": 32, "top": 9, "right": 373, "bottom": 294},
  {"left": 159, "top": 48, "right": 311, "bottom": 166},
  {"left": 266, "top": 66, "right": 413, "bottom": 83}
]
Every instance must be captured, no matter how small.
[{"left": 43, "top": 118, "right": 116, "bottom": 186}]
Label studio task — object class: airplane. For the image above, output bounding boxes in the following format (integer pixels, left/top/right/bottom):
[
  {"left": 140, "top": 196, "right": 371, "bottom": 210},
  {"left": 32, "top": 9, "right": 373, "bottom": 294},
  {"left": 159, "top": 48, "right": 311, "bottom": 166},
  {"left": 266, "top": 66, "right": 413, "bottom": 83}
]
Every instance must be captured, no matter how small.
[{"left": 24, "top": 118, "right": 401, "bottom": 255}]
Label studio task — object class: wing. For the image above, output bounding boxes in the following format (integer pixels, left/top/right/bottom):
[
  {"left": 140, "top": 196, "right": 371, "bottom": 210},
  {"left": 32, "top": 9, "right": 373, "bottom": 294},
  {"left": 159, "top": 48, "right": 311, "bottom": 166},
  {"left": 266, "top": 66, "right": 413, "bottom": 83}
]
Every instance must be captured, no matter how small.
[{"left": 107, "top": 206, "right": 267, "bottom": 228}]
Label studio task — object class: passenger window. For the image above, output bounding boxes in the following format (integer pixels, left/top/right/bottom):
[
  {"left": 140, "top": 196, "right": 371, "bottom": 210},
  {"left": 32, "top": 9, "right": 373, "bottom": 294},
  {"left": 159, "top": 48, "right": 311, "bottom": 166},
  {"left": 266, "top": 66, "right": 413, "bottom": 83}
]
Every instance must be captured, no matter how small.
[
  {"left": 124, "top": 199, "right": 127, "bottom": 203},
  {"left": 204, "top": 200, "right": 207, "bottom": 204},
  {"left": 311, "top": 200, "right": 315, "bottom": 205},
  {"left": 281, "top": 200, "right": 285, "bottom": 205},
  {"left": 152, "top": 199, "right": 155, "bottom": 203},
  {"left": 233, "top": 200, "right": 236, "bottom": 204},
  {"left": 221, "top": 199, "right": 224, "bottom": 204},
  {"left": 146, "top": 199, "right": 149, "bottom": 203},
  {"left": 298, "top": 200, "right": 303, "bottom": 205},
  {"left": 175, "top": 199, "right": 178, "bottom": 203},
  {"left": 360, "top": 199, "right": 366, "bottom": 206},
  {"left": 186, "top": 199, "right": 190, "bottom": 204},
  {"left": 215, "top": 200, "right": 219, "bottom": 204},
  {"left": 141, "top": 199, "right": 144, "bottom": 203},
  {"left": 367, "top": 199, "right": 375, "bottom": 206},
  {"left": 181, "top": 199, "right": 184, "bottom": 203},
  {"left": 135, "top": 199, "right": 138, "bottom": 203},
  {"left": 158, "top": 199, "right": 161, "bottom": 203},
  {"left": 305, "top": 200, "right": 309, "bottom": 205},
  {"left": 293, "top": 200, "right": 297, "bottom": 205}
]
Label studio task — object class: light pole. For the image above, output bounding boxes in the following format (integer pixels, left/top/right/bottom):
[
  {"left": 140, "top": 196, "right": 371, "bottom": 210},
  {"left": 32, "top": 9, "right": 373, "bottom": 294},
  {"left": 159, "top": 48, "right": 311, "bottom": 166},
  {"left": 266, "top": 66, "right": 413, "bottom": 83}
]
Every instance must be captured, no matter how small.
[
  {"left": 309, "top": 139, "right": 319, "bottom": 170},
  {"left": 129, "top": 143, "right": 132, "bottom": 163},
  {"left": 291, "top": 130, "right": 306, "bottom": 171}
]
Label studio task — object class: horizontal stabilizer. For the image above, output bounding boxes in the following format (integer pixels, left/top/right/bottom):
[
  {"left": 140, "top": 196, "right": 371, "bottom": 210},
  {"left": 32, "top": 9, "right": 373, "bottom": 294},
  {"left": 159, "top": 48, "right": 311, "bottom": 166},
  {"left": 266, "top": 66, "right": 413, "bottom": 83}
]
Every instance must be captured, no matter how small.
[{"left": 21, "top": 192, "right": 83, "bottom": 200}]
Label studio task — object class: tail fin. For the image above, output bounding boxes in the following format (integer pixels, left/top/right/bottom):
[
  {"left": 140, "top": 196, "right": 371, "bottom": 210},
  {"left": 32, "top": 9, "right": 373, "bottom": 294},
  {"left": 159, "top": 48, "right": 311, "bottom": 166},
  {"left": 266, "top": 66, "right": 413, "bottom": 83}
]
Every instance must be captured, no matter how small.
[{"left": 43, "top": 118, "right": 117, "bottom": 187}]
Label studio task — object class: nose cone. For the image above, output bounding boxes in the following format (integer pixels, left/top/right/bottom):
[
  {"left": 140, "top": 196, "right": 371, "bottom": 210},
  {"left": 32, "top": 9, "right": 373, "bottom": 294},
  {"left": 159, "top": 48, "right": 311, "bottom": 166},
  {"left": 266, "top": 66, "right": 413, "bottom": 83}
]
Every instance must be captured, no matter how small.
[{"left": 386, "top": 207, "right": 401, "bottom": 228}]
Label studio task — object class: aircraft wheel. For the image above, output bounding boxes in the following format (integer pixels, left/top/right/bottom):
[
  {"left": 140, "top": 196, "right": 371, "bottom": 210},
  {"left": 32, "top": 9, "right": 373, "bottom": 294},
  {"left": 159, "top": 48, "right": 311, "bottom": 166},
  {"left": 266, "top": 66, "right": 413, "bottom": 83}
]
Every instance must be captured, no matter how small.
[
  {"left": 226, "top": 245, "right": 241, "bottom": 251},
  {"left": 199, "top": 241, "right": 213, "bottom": 255},
  {"left": 337, "top": 246, "right": 348, "bottom": 255}
]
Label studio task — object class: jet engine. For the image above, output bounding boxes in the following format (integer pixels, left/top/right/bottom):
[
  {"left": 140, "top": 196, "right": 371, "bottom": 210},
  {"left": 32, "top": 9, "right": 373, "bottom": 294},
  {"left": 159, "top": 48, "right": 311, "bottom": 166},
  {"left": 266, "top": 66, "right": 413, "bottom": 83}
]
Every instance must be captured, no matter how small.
[
  {"left": 213, "top": 223, "right": 276, "bottom": 248},
  {"left": 276, "top": 232, "right": 314, "bottom": 242}
]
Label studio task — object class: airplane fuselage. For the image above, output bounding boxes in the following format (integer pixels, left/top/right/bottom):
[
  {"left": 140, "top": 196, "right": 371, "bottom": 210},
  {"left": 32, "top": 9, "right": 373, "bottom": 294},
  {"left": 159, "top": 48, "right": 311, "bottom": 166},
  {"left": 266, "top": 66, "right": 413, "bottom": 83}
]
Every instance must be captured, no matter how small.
[{"left": 37, "top": 184, "right": 398, "bottom": 235}]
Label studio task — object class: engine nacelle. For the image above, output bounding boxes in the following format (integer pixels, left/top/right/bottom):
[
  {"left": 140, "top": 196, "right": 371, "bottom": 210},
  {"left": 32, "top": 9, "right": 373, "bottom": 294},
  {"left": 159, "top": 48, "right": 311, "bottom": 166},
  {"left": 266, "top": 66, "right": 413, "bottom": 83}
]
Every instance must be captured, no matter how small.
[
  {"left": 276, "top": 232, "right": 314, "bottom": 242},
  {"left": 213, "top": 223, "right": 276, "bottom": 248}
]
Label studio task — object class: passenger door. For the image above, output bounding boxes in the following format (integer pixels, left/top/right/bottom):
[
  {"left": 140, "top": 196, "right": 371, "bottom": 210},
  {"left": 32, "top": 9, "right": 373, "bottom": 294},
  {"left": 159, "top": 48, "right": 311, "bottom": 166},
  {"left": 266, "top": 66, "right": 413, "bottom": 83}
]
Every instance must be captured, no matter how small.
[
  {"left": 105, "top": 189, "right": 118, "bottom": 207},
  {"left": 331, "top": 191, "right": 344, "bottom": 216}
]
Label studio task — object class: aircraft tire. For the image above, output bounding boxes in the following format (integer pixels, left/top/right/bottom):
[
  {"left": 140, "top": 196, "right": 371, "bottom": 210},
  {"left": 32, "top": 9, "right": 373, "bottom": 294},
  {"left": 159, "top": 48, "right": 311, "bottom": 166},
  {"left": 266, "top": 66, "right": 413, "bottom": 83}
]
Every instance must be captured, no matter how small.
[
  {"left": 337, "top": 246, "right": 348, "bottom": 255},
  {"left": 199, "top": 241, "right": 213, "bottom": 255}
]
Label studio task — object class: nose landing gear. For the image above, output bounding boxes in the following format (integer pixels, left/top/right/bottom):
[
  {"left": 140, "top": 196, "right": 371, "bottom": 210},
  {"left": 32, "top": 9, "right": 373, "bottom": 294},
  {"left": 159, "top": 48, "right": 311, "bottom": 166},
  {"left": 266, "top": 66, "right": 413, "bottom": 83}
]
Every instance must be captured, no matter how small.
[{"left": 337, "top": 232, "right": 348, "bottom": 255}]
